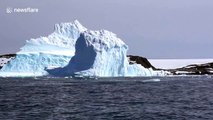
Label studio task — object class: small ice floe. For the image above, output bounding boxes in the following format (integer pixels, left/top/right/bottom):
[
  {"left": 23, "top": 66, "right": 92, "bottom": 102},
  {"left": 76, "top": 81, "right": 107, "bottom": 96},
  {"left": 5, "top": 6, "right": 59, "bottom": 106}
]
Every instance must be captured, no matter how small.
[
  {"left": 175, "top": 71, "right": 194, "bottom": 75},
  {"left": 143, "top": 78, "right": 161, "bottom": 82}
]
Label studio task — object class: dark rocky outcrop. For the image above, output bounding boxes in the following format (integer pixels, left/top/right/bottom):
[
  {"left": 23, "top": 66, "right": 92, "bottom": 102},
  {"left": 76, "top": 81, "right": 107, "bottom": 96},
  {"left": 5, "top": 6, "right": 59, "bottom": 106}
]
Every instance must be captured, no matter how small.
[
  {"left": 127, "top": 55, "right": 156, "bottom": 70},
  {"left": 0, "top": 54, "right": 16, "bottom": 58}
]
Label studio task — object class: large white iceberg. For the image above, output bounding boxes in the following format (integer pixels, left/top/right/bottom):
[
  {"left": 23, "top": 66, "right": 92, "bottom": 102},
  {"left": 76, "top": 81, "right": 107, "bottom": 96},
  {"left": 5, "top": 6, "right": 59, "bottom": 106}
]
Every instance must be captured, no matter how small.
[
  {"left": 0, "top": 20, "right": 163, "bottom": 77},
  {"left": 47, "top": 30, "right": 161, "bottom": 77}
]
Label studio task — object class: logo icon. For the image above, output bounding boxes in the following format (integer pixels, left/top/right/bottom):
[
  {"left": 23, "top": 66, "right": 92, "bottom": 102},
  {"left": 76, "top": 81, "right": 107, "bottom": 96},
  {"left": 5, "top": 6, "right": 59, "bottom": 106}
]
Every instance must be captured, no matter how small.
[{"left": 6, "top": 7, "right": 13, "bottom": 13}]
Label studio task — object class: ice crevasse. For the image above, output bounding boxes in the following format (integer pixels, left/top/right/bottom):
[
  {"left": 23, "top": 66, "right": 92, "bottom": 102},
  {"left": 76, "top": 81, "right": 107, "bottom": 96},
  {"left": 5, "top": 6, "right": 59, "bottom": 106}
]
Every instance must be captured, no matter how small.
[{"left": 0, "top": 20, "right": 164, "bottom": 77}]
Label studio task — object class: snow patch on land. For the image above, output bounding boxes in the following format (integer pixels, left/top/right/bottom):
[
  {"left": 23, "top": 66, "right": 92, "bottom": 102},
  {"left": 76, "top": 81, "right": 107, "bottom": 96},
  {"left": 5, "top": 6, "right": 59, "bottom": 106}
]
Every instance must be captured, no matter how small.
[{"left": 0, "top": 58, "right": 14, "bottom": 67}]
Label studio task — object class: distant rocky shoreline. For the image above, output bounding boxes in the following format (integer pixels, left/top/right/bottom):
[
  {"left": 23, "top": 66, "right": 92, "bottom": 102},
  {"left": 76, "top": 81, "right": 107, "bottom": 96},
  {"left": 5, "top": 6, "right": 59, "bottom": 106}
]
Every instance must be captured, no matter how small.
[
  {"left": 167, "top": 63, "right": 213, "bottom": 75},
  {"left": 1, "top": 53, "right": 212, "bottom": 75}
]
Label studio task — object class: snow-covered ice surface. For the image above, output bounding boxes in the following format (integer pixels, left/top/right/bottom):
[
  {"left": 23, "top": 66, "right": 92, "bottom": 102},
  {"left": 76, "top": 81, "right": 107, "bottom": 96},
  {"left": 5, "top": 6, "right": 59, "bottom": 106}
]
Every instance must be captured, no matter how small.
[
  {"left": 20, "top": 20, "right": 87, "bottom": 55},
  {"left": 0, "top": 20, "right": 165, "bottom": 77},
  {"left": 0, "top": 20, "right": 87, "bottom": 77},
  {"left": 149, "top": 59, "right": 213, "bottom": 69}
]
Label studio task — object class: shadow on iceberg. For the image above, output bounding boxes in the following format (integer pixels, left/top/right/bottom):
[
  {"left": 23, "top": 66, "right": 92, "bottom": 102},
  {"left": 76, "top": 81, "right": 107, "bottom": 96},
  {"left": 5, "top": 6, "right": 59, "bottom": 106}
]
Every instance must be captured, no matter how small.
[{"left": 46, "top": 34, "right": 97, "bottom": 77}]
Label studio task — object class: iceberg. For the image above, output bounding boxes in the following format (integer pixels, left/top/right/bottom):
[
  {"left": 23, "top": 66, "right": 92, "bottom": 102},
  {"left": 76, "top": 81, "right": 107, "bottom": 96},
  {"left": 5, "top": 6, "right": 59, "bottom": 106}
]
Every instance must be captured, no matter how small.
[
  {"left": 0, "top": 20, "right": 87, "bottom": 77},
  {"left": 0, "top": 20, "right": 164, "bottom": 77},
  {"left": 47, "top": 30, "right": 161, "bottom": 77}
]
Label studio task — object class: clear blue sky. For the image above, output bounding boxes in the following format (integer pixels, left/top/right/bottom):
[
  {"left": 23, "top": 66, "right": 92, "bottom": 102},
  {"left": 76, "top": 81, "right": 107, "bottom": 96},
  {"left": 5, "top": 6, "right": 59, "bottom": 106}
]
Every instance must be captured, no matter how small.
[{"left": 0, "top": 0, "right": 213, "bottom": 58}]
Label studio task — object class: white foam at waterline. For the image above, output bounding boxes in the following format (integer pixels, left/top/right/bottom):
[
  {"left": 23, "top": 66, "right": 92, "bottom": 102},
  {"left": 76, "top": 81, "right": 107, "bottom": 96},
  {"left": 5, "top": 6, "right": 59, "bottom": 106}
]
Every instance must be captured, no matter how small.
[{"left": 0, "top": 72, "right": 46, "bottom": 77}]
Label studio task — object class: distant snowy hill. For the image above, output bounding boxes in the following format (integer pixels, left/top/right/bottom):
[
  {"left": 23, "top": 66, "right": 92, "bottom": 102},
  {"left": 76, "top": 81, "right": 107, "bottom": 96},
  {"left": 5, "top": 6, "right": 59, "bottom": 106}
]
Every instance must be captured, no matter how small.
[
  {"left": 149, "top": 59, "right": 213, "bottom": 75},
  {"left": 149, "top": 59, "right": 213, "bottom": 69}
]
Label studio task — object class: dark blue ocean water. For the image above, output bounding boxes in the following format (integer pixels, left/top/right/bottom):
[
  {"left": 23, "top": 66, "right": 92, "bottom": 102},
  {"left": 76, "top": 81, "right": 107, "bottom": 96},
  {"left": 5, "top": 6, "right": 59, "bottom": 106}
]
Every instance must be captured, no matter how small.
[{"left": 0, "top": 76, "right": 213, "bottom": 120}]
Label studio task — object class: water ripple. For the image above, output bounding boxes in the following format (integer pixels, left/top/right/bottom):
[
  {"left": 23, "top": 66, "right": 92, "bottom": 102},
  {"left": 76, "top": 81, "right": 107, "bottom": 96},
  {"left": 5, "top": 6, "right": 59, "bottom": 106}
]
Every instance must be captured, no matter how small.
[{"left": 0, "top": 76, "right": 213, "bottom": 119}]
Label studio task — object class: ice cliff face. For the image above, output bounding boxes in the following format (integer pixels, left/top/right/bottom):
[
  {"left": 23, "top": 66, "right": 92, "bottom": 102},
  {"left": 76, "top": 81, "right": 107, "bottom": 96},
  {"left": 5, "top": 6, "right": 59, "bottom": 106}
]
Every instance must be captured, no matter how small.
[
  {"left": 0, "top": 20, "right": 163, "bottom": 77},
  {"left": 47, "top": 30, "right": 160, "bottom": 77},
  {"left": 0, "top": 20, "right": 87, "bottom": 77}
]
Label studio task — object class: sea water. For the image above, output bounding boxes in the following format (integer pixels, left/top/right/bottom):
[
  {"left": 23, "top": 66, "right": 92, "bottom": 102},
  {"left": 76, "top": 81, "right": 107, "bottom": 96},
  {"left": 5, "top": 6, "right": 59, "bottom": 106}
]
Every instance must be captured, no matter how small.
[{"left": 0, "top": 76, "right": 213, "bottom": 120}]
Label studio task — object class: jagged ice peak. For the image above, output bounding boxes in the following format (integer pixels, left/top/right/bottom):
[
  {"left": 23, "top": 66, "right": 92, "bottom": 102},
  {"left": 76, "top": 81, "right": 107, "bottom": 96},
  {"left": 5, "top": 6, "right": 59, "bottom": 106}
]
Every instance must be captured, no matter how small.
[{"left": 54, "top": 20, "right": 87, "bottom": 35}]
